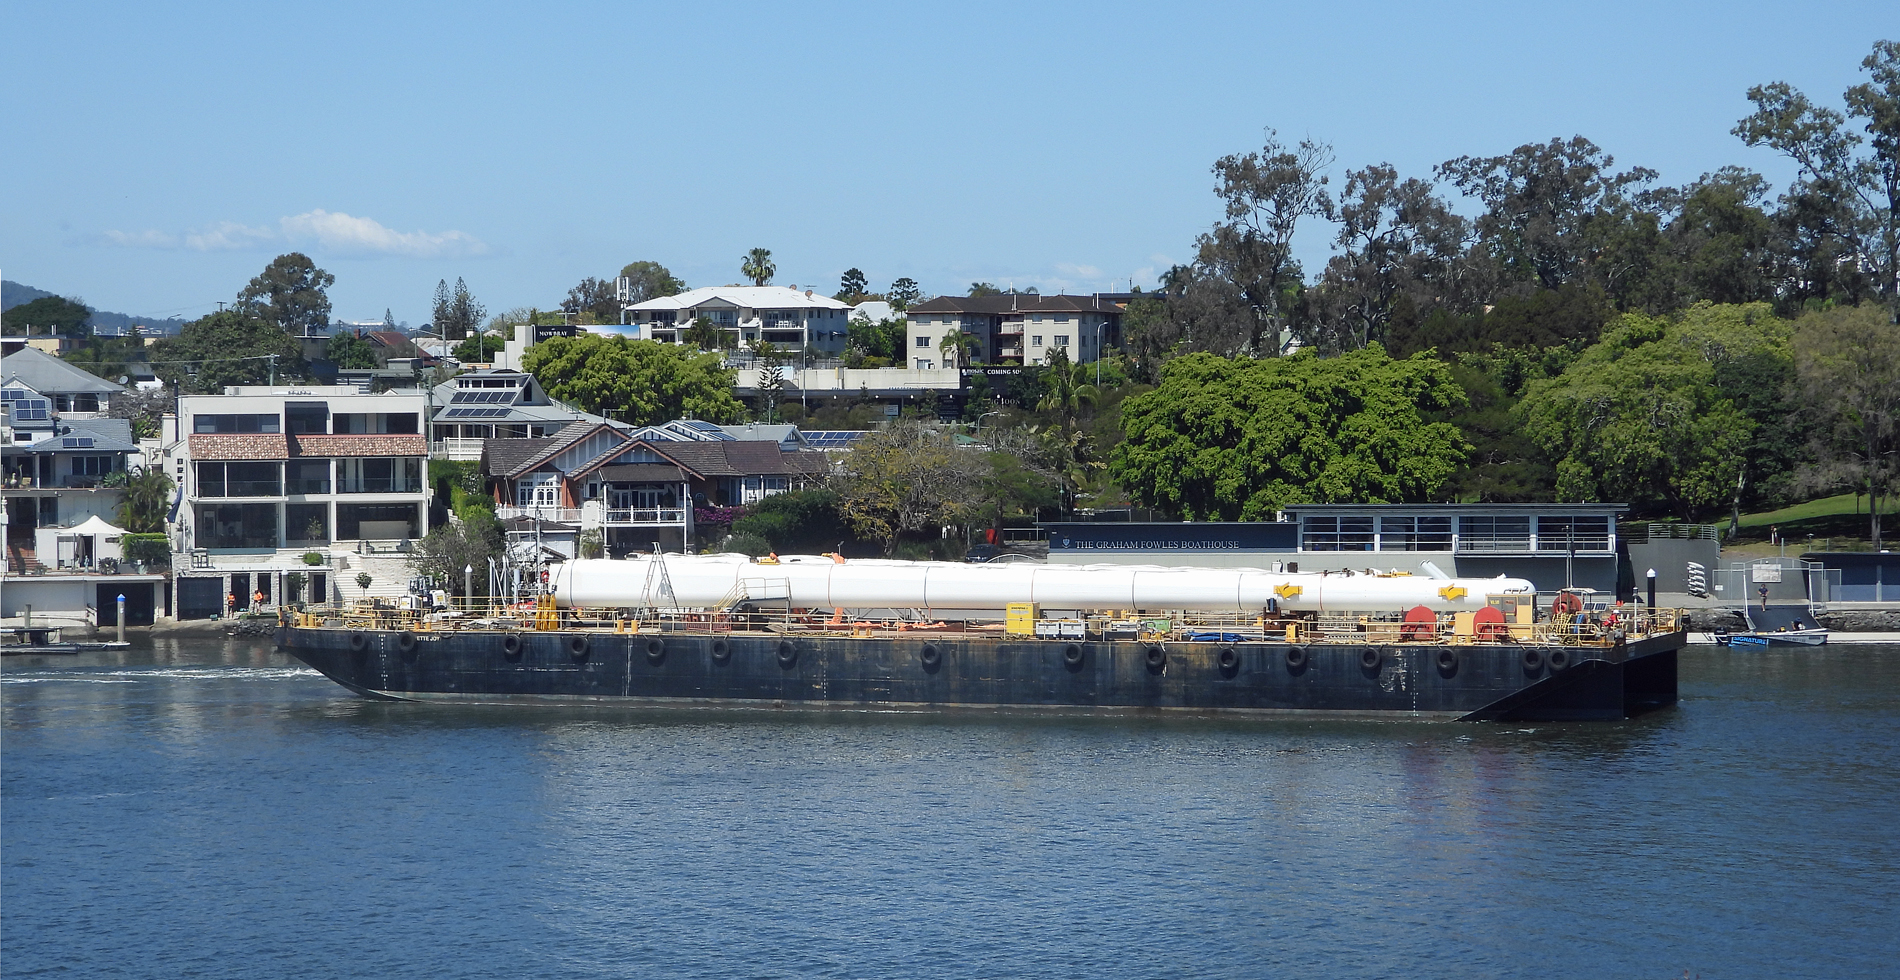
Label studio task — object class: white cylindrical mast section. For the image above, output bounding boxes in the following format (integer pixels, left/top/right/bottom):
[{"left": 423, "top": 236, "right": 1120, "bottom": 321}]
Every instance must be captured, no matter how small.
[{"left": 550, "top": 555, "right": 1532, "bottom": 614}]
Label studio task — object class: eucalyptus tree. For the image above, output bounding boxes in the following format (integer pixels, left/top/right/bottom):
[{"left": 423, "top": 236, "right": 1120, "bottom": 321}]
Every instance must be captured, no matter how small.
[{"left": 1735, "top": 39, "right": 1900, "bottom": 321}]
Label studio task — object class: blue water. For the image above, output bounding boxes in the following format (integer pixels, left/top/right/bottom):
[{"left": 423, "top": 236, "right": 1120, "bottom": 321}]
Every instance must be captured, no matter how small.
[{"left": 4, "top": 637, "right": 1896, "bottom": 979}]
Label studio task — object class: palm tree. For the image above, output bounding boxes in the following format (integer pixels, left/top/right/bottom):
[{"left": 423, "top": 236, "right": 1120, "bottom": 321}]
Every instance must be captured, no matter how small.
[
  {"left": 741, "top": 248, "right": 776, "bottom": 287},
  {"left": 938, "top": 330, "right": 979, "bottom": 368},
  {"left": 116, "top": 466, "right": 175, "bottom": 534},
  {"left": 683, "top": 315, "right": 723, "bottom": 350}
]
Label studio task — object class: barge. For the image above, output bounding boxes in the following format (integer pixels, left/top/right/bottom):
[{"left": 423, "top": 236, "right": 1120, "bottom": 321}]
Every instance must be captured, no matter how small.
[{"left": 278, "top": 554, "right": 1682, "bottom": 721}]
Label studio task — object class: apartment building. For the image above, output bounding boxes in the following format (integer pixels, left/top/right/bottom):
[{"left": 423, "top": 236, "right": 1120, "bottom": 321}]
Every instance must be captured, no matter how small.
[
  {"left": 617, "top": 286, "right": 855, "bottom": 354},
  {"left": 904, "top": 294, "right": 1123, "bottom": 368}
]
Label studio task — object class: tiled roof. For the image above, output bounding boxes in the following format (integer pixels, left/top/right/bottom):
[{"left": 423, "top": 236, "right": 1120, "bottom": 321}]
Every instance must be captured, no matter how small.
[
  {"left": 288, "top": 434, "right": 427, "bottom": 457},
  {"left": 641, "top": 440, "right": 829, "bottom": 479},
  {"left": 189, "top": 434, "right": 290, "bottom": 460},
  {"left": 481, "top": 437, "right": 558, "bottom": 477}
]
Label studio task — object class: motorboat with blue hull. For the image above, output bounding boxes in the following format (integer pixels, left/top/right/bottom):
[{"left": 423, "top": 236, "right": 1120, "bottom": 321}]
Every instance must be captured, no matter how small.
[
  {"left": 278, "top": 554, "right": 1683, "bottom": 721},
  {"left": 1714, "top": 603, "right": 1829, "bottom": 648}
]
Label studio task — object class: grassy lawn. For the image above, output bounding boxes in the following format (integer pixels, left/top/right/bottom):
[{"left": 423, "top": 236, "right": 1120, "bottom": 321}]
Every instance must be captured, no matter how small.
[
  {"left": 1720, "top": 491, "right": 1900, "bottom": 551},
  {"left": 1736, "top": 492, "right": 1894, "bottom": 529}
]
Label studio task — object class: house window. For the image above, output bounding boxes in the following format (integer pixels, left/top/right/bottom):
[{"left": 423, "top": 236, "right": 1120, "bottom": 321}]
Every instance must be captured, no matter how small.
[
  {"left": 916, "top": 359, "right": 933, "bottom": 370},
  {"left": 1055, "top": 314, "right": 1070, "bottom": 322},
  {"left": 917, "top": 335, "right": 930, "bottom": 347},
  {"left": 1537, "top": 516, "right": 1611, "bottom": 551},
  {"left": 194, "top": 413, "right": 280, "bottom": 434},
  {"left": 516, "top": 475, "right": 559, "bottom": 508},
  {"left": 1054, "top": 335, "right": 1069, "bottom": 347},
  {"left": 1031, "top": 335, "right": 1043, "bottom": 347}
]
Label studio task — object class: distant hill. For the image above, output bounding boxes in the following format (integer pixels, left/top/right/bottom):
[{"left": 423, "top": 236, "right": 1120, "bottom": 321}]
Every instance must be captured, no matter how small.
[{"left": 2, "top": 279, "right": 190, "bottom": 335}]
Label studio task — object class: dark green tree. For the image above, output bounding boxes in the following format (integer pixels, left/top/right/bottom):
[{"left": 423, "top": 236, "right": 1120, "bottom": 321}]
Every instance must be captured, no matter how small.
[
  {"left": 1437, "top": 136, "right": 1659, "bottom": 294},
  {"left": 451, "top": 333, "right": 505, "bottom": 363},
  {"left": 431, "top": 278, "right": 485, "bottom": 340},
  {"left": 562, "top": 277, "right": 619, "bottom": 323},
  {"left": 729, "top": 490, "right": 851, "bottom": 553},
  {"left": 150, "top": 310, "right": 306, "bottom": 392},
  {"left": 1514, "top": 304, "right": 1777, "bottom": 520},
  {"left": 1735, "top": 40, "right": 1900, "bottom": 321},
  {"left": 835, "top": 268, "right": 869, "bottom": 301},
  {"left": 235, "top": 253, "right": 334, "bottom": 336},
  {"left": 523, "top": 333, "right": 743, "bottom": 425},
  {"left": 888, "top": 277, "right": 920, "bottom": 311},
  {"left": 408, "top": 510, "right": 505, "bottom": 600},
  {"left": 3, "top": 295, "right": 90, "bottom": 337},
  {"left": 326, "top": 331, "right": 378, "bottom": 369},
  {"left": 1167, "top": 129, "right": 1334, "bottom": 356},
  {"left": 1306, "top": 162, "right": 1474, "bottom": 352},
  {"left": 1111, "top": 347, "right": 1467, "bottom": 520},
  {"left": 618, "top": 261, "right": 686, "bottom": 303}
]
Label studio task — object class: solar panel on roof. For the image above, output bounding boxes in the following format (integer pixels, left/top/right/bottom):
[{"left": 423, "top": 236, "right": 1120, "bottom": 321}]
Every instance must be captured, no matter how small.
[{"left": 61, "top": 437, "right": 95, "bottom": 448}]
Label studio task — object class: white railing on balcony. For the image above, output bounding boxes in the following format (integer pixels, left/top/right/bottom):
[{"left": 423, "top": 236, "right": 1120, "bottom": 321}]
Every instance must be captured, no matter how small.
[
  {"left": 604, "top": 507, "right": 688, "bottom": 526},
  {"left": 497, "top": 505, "right": 584, "bottom": 524},
  {"left": 430, "top": 438, "right": 487, "bottom": 461}
]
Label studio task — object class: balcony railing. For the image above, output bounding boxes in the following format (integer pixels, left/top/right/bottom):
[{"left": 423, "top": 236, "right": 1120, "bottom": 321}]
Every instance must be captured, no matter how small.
[
  {"left": 604, "top": 507, "right": 687, "bottom": 525},
  {"left": 337, "top": 479, "right": 423, "bottom": 494},
  {"left": 498, "top": 505, "right": 583, "bottom": 523},
  {"left": 197, "top": 481, "right": 284, "bottom": 498},
  {"left": 286, "top": 479, "right": 332, "bottom": 494},
  {"left": 430, "top": 438, "right": 487, "bottom": 461}
]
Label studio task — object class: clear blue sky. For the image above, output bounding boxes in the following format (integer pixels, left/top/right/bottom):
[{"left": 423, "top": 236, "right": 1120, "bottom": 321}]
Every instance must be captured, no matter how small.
[{"left": 3, "top": 1, "right": 1888, "bottom": 326}]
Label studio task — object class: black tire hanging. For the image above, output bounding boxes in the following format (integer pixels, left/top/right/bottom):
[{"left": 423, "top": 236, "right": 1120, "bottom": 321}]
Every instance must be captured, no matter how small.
[
  {"left": 1547, "top": 648, "right": 1570, "bottom": 672},
  {"left": 348, "top": 632, "right": 368, "bottom": 652},
  {"left": 1063, "top": 644, "right": 1085, "bottom": 669},
  {"left": 1144, "top": 645, "right": 1166, "bottom": 669},
  {"left": 1360, "top": 648, "right": 1381, "bottom": 671},
  {"left": 1218, "top": 647, "right": 1239, "bottom": 670},
  {"left": 645, "top": 637, "right": 666, "bottom": 664},
  {"left": 568, "top": 635, "right": 591, "bottom": 661},
  {"left": 396, "top": 631, "right": 417, "bottom": 652},
  {"left": 1522, "top": 649, "right": 1545, "bottom": 673},
  {"left": 1285, "top": 646, "right": 1308, "bottom": 670},
  {"left": 711, "top": 639, "right": 732, "bottom": 664},
  {"left": 777, "top": 640, "right": 798, "bottom": 668},
  {"left": 501, "top": 634, "right": 523, "bottom": 658},
  {"left": 1435, "top": 649, "right": 1458, "bottom": 673},
  {"left": 919, "top": 644, "right": 941, "bottom": 669}
]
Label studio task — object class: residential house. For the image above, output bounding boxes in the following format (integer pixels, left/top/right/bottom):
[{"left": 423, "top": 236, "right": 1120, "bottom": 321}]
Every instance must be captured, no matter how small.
[
  {"left": 3, "top": 348, "right": 135, "bottom": 570},
  {"left": 427, "top": 368, "right": 614, "bottom": 461},
  {"left": 483, "top": 420, "right": 830, "bottom": 554},
  {"left": 1, "top": 348, "right": 166, "bottom": 625},
  {"left": 904, "top": 294, "right": 1124, "bottom": 367}
]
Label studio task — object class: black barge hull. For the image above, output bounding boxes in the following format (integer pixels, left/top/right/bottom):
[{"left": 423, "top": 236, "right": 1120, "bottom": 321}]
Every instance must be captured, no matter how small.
[{"left": 281, "top": 627, "right": 1681, "bottom": 721}]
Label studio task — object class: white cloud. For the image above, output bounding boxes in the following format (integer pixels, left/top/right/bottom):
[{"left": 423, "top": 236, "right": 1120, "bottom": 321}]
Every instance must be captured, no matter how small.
[
  {"left": 98, "top": 211, "right": 487, "bottom": 258},
  {"left": 279, "top": 209, "right": 487, "bottom": 258},
  {"left": 184, "top": 221, "right": 277, "bottom": 251}
]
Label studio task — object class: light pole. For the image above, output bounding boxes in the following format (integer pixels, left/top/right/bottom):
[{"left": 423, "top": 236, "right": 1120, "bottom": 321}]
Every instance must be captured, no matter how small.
[{"left": 464, "top": 563, "right": 473, "bottom": 613}]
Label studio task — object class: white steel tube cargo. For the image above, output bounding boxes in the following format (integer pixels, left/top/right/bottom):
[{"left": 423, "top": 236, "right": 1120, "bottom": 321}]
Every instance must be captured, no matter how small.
[{"left": 550, "top": 554, "right": 1532, "bottom": 614}]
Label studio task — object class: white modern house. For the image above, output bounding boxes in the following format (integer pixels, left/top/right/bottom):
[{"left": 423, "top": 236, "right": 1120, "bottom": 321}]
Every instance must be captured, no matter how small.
[
  {"left": 161, "top": 385, "right": 433, "bottom": 617},
  {"left": 614, "top": 286, "right": 855, "bottom": 354}
]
